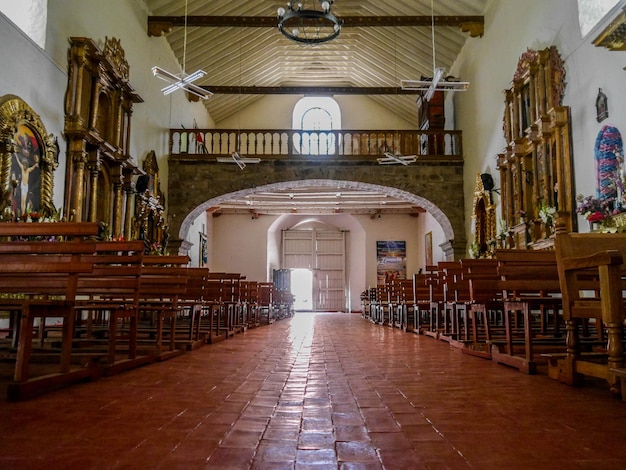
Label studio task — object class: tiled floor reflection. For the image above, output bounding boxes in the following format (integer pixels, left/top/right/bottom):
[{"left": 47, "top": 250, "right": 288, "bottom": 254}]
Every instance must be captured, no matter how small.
[{"left": 2, "top": 312, "right": 626, "bottom": 469}]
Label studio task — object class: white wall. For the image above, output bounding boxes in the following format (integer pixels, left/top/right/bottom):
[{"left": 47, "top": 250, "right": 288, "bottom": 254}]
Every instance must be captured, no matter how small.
[
  {"left": 0, "top": 13, "right": 70, "bottom": 212},
  {"left": 454, "top": 0, "right": 626, "bottom": 241},
  {"left": 216, "top": 94, "right": 415, "bottom": 130},
  {"left": 1, "top": 0, "right": 214, "bottom": 214}
]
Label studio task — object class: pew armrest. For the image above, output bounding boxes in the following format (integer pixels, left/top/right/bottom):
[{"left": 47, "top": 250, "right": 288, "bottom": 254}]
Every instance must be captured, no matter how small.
[{"left": 560, "top": 250, "right": 623, "bottom": 271}]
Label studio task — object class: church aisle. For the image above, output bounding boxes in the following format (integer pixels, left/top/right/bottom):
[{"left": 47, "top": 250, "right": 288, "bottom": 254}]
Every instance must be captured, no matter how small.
[{"left": 1, "top": 312, "right": 626, "bottom": 469}]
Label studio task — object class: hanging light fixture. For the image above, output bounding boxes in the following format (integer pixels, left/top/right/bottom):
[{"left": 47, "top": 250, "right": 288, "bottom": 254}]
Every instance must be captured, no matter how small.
[
  {"left": 378, "top": 23, "right": 417, "bottom": 165},
  {"left": 400, "top": 0, "right": 469, "bottom": 101},
  {"left": 277, "top": 1, "right": 342, "bottom": 45},
  {"left": 152, "top": 0, "right": 212, "bottom": 99},
  {"left": 216, "top": 28, "right": 260, "bottom": 170}
]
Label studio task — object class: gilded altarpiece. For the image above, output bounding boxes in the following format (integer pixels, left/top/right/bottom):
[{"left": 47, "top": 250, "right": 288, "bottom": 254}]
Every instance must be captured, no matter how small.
[
  {"left": 497, "top": 47, "right": 575, "bottom": 249},
  {"left": 0, "top": 95, "right": 59, "bottom": 220},
  {"left": 133, "top": 151, "right": 168, "bottom": 254},
  {"left": 472, "top": 174, "right": 496, "bottom": 258},
  {"left": 64, "top": 37, "right": 143, "bottom": 238}
]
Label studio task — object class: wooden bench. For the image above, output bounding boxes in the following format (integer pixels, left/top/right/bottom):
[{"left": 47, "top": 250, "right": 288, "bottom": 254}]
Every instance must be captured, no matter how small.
[
  {"left": 0, "top": 221, "right": 99, "bottom": 240},
  {"left": 439, "top": 261, "right": 471, "bottom": 344},
  {"left": 492, "top": 249, "right": 565, "bottom": 374},
  {"left": 177, "top": 267, "right": 211, "bottom": 348},
  {"left": 554, "top": 232, "right": 626, "bottom": 396},
  {"left": 460, "top": 258, "right": 502, "bottom": 358},
  {"left": 395, "top": 279, "right": 416, "bottom": 332},
  {"left": 425, "top": 264, "right": 446, "bottom": 338},
  {"left": 240, "top": 280, "right": 260, "bottom": 329},
  {"left": 72, "top": 241, "right": 147, "bottom": 372},
  {"left": 138, "top": 255, "right": 190, "bottom": 358},
  {"left": 201, "top": 273, "right": 227, "bottom": 342},
  {"left": 258, "top": 282, "right": 275, "bottom": 324},
  {"left": 411, "top": 274, "right": 432, "bottom": 333},
  {"left": 0, "top": 241, "right": 96, "bottom": 400}
]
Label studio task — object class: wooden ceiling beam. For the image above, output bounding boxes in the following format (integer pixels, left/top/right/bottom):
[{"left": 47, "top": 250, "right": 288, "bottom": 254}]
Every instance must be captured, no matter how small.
[
  {"left": 201, "top": 86, "right": 419, "bottom": 95},
  {"left": 148, "top": 15, "right": 484, "bottom": 37}
]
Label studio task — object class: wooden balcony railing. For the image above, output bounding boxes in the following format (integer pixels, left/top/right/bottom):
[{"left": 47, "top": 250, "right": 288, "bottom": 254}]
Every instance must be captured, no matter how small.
[{"left": 169, "top": 129, "right": 463, "bottom": 162}]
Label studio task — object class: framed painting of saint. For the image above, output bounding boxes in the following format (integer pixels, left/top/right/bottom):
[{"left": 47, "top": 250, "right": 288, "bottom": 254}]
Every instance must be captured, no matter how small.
[{"left": 0, "top": 95, "right": 59, "bottom": 221}]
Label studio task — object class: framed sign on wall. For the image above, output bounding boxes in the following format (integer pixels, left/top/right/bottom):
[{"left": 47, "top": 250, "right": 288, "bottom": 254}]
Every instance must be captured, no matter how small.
[{"left": 376, "top": 240, "right": 406, "bottom": 285}]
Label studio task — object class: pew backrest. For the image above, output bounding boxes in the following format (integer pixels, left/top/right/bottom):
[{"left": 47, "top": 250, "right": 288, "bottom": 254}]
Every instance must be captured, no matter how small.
[{"left": 554, "top": 232, "right": 626, "bottom": 321}]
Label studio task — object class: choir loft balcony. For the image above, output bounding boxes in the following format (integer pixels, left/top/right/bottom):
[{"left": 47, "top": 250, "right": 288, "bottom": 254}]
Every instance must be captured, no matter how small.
[{"left": 168, "top": 128, "right": 463, "bottom": 163}]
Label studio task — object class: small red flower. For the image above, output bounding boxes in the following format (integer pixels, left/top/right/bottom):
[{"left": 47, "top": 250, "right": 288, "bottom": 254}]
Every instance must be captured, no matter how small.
[{"left": 587, "top": 211, "right": 606, "bottom": 223}]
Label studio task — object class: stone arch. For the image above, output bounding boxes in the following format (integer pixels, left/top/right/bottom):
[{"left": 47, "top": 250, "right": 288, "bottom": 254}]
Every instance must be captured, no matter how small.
[{"left": 179, "top": 179, "right": 455, "bottom": 244}]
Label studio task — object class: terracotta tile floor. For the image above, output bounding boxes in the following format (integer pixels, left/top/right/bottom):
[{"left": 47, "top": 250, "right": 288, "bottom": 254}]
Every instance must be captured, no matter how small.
[{"left": 2, "top": 312, "right": 626, "bottom": 469}]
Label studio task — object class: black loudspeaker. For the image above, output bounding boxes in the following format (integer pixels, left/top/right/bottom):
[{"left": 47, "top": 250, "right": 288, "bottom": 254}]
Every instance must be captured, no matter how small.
[
  {"left": 480, "top": 173, "right": 495, "bottom": 191},
  {"left": 136, "top": 175, "right": 150, "bottom": 194}
]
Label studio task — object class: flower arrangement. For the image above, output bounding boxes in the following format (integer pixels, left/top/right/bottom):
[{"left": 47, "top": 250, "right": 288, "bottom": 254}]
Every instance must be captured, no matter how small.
[
  {"left": 538, "top": 203, "right": 557, "bottom": 226},
  {"left": 149, "top": 242, "right": 163, "bottom": 255},
  {"left": 497, "top": 220, "right": 509, "bottom": 241},
  {"left": 469, "top": 242, "right": 480, "bottom": 259},
  {"left": 575, "top": 194, "right": 613, "bottom": 223}
]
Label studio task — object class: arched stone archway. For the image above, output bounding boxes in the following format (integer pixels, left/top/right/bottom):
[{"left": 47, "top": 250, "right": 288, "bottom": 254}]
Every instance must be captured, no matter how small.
[
  {"left": 167, "top": 160, "right": 466, "bottom": 259},
  {"left": 180, "top": 179, "right": 453, "bottom": 241}
]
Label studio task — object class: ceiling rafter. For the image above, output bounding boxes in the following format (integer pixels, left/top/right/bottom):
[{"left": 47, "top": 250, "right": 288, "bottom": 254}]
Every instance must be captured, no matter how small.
[
  {"left": 148, "top": 15, "right": 484, "bottom": 37},
  {"left": 197, "top": 86, "right": 419, "bottom": 95}
]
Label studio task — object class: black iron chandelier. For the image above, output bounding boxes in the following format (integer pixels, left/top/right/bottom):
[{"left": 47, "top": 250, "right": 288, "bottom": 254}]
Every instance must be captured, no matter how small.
[{"left": 277, "top": 1, "right": 342, "bottom": 45}]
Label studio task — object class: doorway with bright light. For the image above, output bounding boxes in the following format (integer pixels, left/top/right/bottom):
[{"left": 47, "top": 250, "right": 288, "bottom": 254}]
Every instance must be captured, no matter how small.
[{"left": 291, "top": 268, "right": 313, "bottom": 311}]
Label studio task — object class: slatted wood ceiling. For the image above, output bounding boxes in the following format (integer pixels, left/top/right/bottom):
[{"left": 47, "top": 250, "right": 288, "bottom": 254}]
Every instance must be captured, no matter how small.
[{"left": 144, "top": 0, "right": 488, "bottom": 126}]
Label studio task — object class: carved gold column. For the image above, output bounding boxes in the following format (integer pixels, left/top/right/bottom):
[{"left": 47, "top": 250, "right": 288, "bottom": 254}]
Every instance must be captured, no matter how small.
[
  {"left": 111, "top": 171, "right": 124, "bottom": 237},
  {"left": 87, "top": 159, "right": 100, "bottom": 223},
  {"left": 68, "top": 146, "right": 88, "bottom": 222},
  {"left": 123, "top": 181, "right": 134, "bottom": 240},
  {"left": 89, "top": 80, "right": 103, "bottom": 132}
]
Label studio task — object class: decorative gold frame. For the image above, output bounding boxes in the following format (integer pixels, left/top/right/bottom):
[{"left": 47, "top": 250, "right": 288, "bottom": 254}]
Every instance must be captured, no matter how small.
[
  {"left": 472, "top": 173, "right": 496, "bottom": 258},
  {"left": 0, "top": 95, "right": 59, "bottom": 220}
]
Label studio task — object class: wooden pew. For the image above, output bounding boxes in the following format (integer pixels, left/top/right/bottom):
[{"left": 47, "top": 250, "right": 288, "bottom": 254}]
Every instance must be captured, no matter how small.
[
  {"left": 438, "top": 261, "right": 471, "bottom": 344},
  {"left": 411, "top": 274, "right": 431, "bottom": 333},
  {"left": 460, "top": 258, "right": 502, "bottom": 358},
  {"left": 202, "top": 273, "right": 228, "bottom": 342},
  {"left": 424, "top": 265, "right": 445, "bottom": 338},
  {"left": 388, "top": 278, "right": 405, "bottom": 329},
  {"left": 210, "top": 272, "right": 240, "bottom": 338},
  {"left": 0, "top": 221, "right": 99, "bottom": 240},
  {"left": 258, "top": 282, "right": 275, "bottom": 324},
  {"left": 554, "top": 232, "right": 626, "bottom": 396},
  {"left": 0, "top": 241, "right": 96, "bottom": 400},
  {"left": 273, "top": 288, "right": 295, "bottom": 320},
  {"left": 397, "top": 279, "right": 416, "bottom": 332},
  {"left": 360, "top": 287, "right": 377, "bottom": 322},
  {"left": 240, "top": 280, "right": 260, "bottom": 329},
  {"left": 72, "top": 240, "right": 147, "bottom": 373},
  {"left": 223, "top": 273, "right": 246, "bottom": 333},
  {"left": 138, "top": 255, "right": 190, "bottom": 358},
  {"left": 176, "top": 266, "right": 211, "bottom": 349},
  {"left": 492, "top": 249, "right": 564, "bottom": 374}
]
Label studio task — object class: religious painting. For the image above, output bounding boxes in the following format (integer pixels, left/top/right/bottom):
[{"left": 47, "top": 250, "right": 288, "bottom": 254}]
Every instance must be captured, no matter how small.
[
  {"left": 0, "top": 95, "right": 59, "bottom": 221},
  {"left": 376, "top": 240, "right": 406, "bottom": 285},
  {"left": 11, "top": 124, "right": 42, "bottom": 218},
  {"left": 425, "top": 231, "right": 433, "bottom": 266},
  {"left": 199, "top": 232, "right": 208, "bottom": 267}
]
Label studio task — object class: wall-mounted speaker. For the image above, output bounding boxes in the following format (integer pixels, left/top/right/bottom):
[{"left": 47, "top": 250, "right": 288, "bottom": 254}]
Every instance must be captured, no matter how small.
[
  {"left": 136, "top": 175, "right": 150, "bottom": 194},
  {"left": 480, "top": 173, "right": 495, "bottom": 191}
]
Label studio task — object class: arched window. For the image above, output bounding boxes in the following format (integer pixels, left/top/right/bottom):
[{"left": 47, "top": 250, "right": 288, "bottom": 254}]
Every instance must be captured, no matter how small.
[
  {"left": 292, "top": 97, "right": 341, "bottom": 155},
  {"left": 577, "top": 0, "right": 621, "bottom": 37},
  {"left": 0, "top": 0, "right": 47, "bottom": 48}
]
